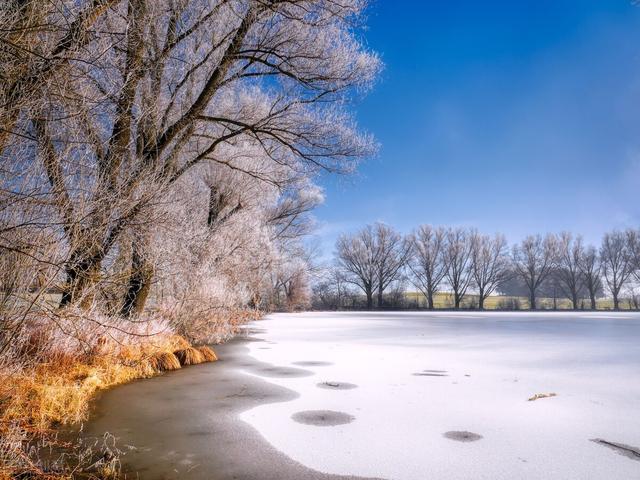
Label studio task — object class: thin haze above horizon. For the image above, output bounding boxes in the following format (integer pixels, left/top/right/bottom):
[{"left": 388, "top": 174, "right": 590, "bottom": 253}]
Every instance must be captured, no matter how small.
[{"left": 314, "top": 0, "right": 640, "bottom": 256}]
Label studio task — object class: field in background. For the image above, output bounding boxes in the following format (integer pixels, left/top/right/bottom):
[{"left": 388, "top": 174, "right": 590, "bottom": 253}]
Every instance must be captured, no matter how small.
[{"left": 403, "top": 292, "right": 630, "bottom": 310}]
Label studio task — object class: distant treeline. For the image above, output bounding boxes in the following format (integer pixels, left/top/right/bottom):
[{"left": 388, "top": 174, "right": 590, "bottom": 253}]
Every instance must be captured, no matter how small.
[{"left": 312, "top": 224, "right": 640, "bottom": 311}]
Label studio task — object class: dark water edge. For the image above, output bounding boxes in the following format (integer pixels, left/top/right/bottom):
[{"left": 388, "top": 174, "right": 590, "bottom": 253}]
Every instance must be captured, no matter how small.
[{"left": 72, "top": 331, "right": 383, "bottom": 480}]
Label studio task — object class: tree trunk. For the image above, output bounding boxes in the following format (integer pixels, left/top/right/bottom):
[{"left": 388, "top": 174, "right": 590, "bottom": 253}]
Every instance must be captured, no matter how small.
[
  {"left": 366, "top": 289, "right": 373, "bottom": 310},
  {"left": 529, "top": 289, "right": 536, "bottom": 310},
  {"left": 59, "top": 265, "right": 84, "bottom": 308},
  {"left": 377, "top": 287, "right": 383, "bottom": 309},
  {"left": 590, "top": 292, "right": 596, "bottom": 310},
  {"left": 454, "top": 291, "right": 460, "bottom": 309},
  {"left": 120, "top": 242, "right": 154, "bottom": 317},
  {"left": 613, "top": 292, "right": 619, "bottom": 310},
  {"left": 571, "top": 292, "right": 578, "bottom": 310},
  {"left": 427, "top": 291, "right": 434, "bottom": 310},
  {"left": 478, "top": 291, "right": 485, "bottom": 310},
  {"left": 59, "top": 248, "right": 102, "bottom": 309}
]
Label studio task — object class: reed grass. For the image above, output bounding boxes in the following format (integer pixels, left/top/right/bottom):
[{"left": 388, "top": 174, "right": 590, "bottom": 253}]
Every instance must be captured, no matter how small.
[
  {"left": 173, "top": 347, "right": 205, "bottom": 366},
  {"left": 196, "top": 346, "right": 218, "bottom": 362}
]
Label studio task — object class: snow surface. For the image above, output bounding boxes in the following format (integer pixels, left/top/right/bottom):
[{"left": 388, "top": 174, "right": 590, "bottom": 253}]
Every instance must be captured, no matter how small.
[{"left": 239, "top": 311, "right": 640, "bottom": 480}]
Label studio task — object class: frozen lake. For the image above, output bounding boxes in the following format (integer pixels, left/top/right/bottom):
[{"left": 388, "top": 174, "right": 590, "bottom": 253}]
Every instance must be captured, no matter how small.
[
  {"left": 241, "top": 311, "right": 640, "bottom": 479},
  {"left": 82, "top": 311, "right": 640, "bottom": 479}
]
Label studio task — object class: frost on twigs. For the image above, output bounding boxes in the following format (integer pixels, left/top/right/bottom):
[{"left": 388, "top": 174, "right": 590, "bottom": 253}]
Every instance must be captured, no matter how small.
[{"left": 0, "top": 0, "right": 380, "bottom": 476}]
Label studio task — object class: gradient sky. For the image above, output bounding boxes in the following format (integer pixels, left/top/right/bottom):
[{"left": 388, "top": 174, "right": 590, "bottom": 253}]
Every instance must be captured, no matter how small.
[{"left": 313, "top": 0, "right": 640, "bottom": 256}]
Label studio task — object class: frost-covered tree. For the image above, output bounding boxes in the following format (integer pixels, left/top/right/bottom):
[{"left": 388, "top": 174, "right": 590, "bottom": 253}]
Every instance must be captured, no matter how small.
[
  {"left": 512, "top": 234, "right": 558, "bottom": 310},
  {"left": 556, "top": 232, "right": 586, "bottom": 310},
  {"left": 312, "top": 265, "right": 351, "bottom": 309},
  {"left": 407, "top": 225, "right": 447, "bottom": 309},
  {"left": 600, "top": 230, "right": 633, "bottom": 310},
  {"left": 578, "top": 245, "right": 603, "bottom": 310},
  {"left": 1, "top": 0, "right": 380, "bottom": 318},
  {"left": 373, "top": 224, "right": 411, "bottom": 308},
  {"left": 336, "top": 225, "right": 378, "bottom": 309},
  {"left": 469, "top": 231, "right": 509, "bottom": 310},
  {"left": 336, "top": 223, "right": 409, "bottom": 309},
  {"left": 443, "top": 228, "right": 473, "bottom": 309}
]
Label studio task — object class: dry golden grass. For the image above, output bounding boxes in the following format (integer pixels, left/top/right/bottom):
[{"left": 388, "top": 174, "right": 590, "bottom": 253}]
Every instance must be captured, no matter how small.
[
  {"left": 173, "top": 347, "right": 205, "bottom": 366},
  {"left": 197, "top": 346, "right": 218, "bottom": 362},
  {"left": 0, "top": 309, "right": 261, "bottom": 479},
  {"left": 1, "top": 335, "right": 187, "bottom": 432},
  {"left": 147, "top": 352, "right": 182, "bottom": 372}
]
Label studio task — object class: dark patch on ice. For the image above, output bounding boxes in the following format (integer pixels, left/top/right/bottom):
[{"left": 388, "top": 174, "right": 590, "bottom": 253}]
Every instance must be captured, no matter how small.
[
  {"left": 292, "top": 360, "right": 334, "bottom": 367},
  {"left": 292, "top": 410, "right": 355, "bottom": 426},
  {"left": 590, "top": 438, "right": 640, "bottom": 461},
  {"left": 413, "top": 372, "right": 448, "bottom": 377},
  {"left": 423, "top": 369, "right": 447, "bottom": 373},
  {"left": 254, "top": 366, "right": 314, "bottom": 378},
  {"left": 443, "top": 431, "right": 483, "bottom": 442},
  {"left": 76, "top": 337, "right": 383, "bottom": 480},
  {"left": 317, "top": 381, "right": 358, "bottom": 390}
]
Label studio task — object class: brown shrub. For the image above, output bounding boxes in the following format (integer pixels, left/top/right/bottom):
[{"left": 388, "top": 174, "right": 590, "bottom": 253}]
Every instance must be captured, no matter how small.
[
  {"left": 173, "top": 347, "right": 204, "bottom": 366},
  {"left": 197, "top": 346, "right": 218, "bottom": 362},
  {"left": 148, "top": 352, "right": 181, "bottom": 372}
]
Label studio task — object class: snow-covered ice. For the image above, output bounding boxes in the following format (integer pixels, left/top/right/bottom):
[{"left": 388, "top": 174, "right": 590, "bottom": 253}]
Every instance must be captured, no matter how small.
[{"left": 240, "top": 311, "right": 640, "bottom": 480}]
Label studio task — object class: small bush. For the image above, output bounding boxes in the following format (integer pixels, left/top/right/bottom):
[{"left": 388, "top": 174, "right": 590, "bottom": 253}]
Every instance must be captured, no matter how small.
[
  {"left": 148, "top": 352, "right": 181, "bottom": 372},
  {"left": 197, "top": 346, "right": 218, "bottom": 362},
  {"left": 173, "top": 347, "right": 205, "bottom": 366}
]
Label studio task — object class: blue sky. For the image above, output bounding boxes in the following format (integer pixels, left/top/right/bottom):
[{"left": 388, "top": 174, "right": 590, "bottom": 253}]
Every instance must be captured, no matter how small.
[{"left": 313, "top": 0, "right": 640, "bottom": 256}]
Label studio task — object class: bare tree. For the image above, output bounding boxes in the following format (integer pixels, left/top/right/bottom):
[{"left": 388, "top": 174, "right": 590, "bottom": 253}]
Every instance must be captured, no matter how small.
[
  {"left": 332, "top": 268, "right": 349, "bottom": 309},
  {"left": 556, "top": 232, "right": 585, "bottom": 310},
  {"left": 578, "top": 245, "right": 602, "bottom": 310},
  {"left": 470, "top": 231, "right": 509, "bottom": 310},
  {"left": 0, "top": 0, "right": 118, "bottom": 153},
  {"left": 443, "top": 228, "right": 473, "bottom": 309},
  {"left": 406, "top": 225, "right": 447, "bottom": 309},
  {"left": 373, "top": 223, "right": 410, "bottom": 308},
  {"left": 625, "top": 229, "right": 640, "bottom": 285},
  {"left": 2, "top": 0, "right": 380, "bottom": 314},
  {"left": 336, "top": 226, "right": 378, "bottom": 309},
  {"left": 273, "top": 258, "right": 311, "bottom": 311},
  {"left": 267, "top": 181, "right": 324, "bottom": 243},
  {"left": 512, "top": 234, "right": 558, "bottom": 310},
  {"left": 312, "top": 265, "right": 353, "bottom": 310},
  {"left": 600, "top": 230, "right": 633, "bottom": 310}
]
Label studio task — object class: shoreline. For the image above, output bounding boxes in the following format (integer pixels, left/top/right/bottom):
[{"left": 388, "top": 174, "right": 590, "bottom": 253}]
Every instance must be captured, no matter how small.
[
  {"left": 70, "top": 311, "right": 640, "bottom": 479},
  {"left": 76, "top": 328, "right": 381, "bottom": 480}
]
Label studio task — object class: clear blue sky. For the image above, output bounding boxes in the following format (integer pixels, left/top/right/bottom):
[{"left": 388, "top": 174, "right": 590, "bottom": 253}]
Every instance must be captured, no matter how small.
[{"left": 314, "top": 0, "right": 640, "bottom": 256}]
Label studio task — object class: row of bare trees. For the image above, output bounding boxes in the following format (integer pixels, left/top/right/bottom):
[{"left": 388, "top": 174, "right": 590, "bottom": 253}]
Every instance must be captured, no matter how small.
[
  {"left": 320, "top": 223, "right": 640, "bottom": 311},
  {"left": 0, "top": 0, "right": 380, "bottom": 353}
]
